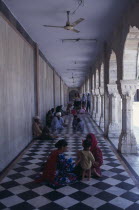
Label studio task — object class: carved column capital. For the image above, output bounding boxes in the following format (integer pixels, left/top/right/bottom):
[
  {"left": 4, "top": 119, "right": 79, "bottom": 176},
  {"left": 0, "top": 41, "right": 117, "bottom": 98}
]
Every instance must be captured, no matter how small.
[
  {"left": 95, "top": 88, "right": 100, "bottom": 96},
  {"left": 91, "top": 89, "right": 95, "bottom": 95},
  {"left": 120, "top": 80, "right": 138, "bottom": 97},
  {"left": 107, "top": 83, "right": 119, "bottom": 97},
  {"left": 99, "top": 87, "right": 104, "bottom": 96}
]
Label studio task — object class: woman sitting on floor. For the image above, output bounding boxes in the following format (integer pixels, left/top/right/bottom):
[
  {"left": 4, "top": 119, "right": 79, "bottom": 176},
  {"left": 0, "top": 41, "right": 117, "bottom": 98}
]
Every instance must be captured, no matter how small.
[
  {"left": 40, "top": 126, "right": 57, "bottom": 140},
  {"left": 85, "top": 133, "right": 103, "bottom": 177},
  {"left": 46, "top": 110, "right": 53, "bottom": 128},
  {"left": 32, "top": 116, "right": 43, "bottom": 139},
  {"left": 36, "top": 140, "right": 77, "bottom": 187}
]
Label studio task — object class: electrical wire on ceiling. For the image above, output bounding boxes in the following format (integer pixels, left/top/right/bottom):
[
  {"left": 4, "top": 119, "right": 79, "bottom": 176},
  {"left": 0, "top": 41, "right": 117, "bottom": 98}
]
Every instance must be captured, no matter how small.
[{"left": 71, "top": 0, "right": 84, "bottom": 15}]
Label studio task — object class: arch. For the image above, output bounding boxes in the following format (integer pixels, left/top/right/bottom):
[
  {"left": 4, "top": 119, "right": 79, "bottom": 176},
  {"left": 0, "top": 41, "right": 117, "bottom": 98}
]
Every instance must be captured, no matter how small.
[
  {"left": 100, "top": 63, "right": 104, "bottom": 87},
  {"left": 109, "top": 51, "right": 117, "bottom": 83},
  {"left": 92, "top": 74, "right": 94, "bottom": 90},
  {"left": 136, "top": 42, "right": 139, "bottom": 79},
  {"left": 96, "top": 69, "right": 99, "bottom": 88},
  {"left": 69, "top": 89, "right": 79, "bottom": 102},
  {"left": 123, "top": 26, "right": 139, "bottom": 80},
  {"left": 87, "top": 78, "right": 90, "bottom": 93},
  {"left": 83, "top": 84, "right": 86, "bottom": 93}
]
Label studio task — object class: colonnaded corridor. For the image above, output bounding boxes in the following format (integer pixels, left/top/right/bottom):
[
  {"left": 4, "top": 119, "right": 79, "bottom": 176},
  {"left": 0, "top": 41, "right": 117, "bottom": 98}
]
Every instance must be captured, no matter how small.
[
  {"left": 1, "top": 0, "right": 139, "bottom": 209},
  {"left": 0, "top": 114, "right": 139, "bottom": 210}
]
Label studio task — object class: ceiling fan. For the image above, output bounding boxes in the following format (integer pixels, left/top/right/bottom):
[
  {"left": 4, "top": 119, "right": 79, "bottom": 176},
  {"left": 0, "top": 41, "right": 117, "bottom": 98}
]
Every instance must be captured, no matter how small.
[
  {"left": 61, "top": 38, "right": 97, "bottom": 42},
  {"left": 43, "top": 11, "right": 84, "bottom": 33}
]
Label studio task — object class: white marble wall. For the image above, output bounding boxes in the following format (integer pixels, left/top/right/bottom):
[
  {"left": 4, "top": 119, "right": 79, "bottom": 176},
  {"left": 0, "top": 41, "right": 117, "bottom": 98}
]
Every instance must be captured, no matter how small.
[
  {"left": 0, "top": 16, "right": 35, "bottom": 171},
  {"left": 39, "top": 56, "right": 54, "bottom": 122}
]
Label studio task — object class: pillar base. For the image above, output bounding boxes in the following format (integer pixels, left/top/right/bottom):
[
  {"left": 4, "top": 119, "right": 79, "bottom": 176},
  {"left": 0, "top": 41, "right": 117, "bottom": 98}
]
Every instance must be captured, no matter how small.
[
  {"left": 99, "top": 117, "right": 104, "bottom": 131},
  {"left": 95, "top": 114, "right": 101, "bottom": 125},
  {"left": 118, "top": 132, "right": 138, "bottom": 154},
  {"left": 108, "top": 123, "right": 120, "bottom": 138},
  {"left": 93, "top": 112, "right": 96, "bottom": 120}
]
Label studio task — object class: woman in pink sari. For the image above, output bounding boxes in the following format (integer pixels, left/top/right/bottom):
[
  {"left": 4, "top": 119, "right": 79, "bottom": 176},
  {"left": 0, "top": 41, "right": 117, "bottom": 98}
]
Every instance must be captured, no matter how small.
[
  {"left": 36, "top": 140, "right": 77, "bottom": 187},
  {"left": 86, "top": 133, "right": 103, "bottom": 177}
]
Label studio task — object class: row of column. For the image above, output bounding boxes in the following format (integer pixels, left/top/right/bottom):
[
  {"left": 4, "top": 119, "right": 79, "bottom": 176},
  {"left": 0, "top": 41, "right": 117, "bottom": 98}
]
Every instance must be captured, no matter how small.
[{"left": 90, "top": 80, "right": 138, "bottom": 154}]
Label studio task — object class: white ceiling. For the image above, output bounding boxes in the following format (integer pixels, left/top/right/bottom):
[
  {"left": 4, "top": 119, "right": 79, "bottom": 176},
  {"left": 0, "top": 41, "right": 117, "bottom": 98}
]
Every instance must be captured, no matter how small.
[{"left": 3, "top": 0, "right": 130, "bottom": 87}]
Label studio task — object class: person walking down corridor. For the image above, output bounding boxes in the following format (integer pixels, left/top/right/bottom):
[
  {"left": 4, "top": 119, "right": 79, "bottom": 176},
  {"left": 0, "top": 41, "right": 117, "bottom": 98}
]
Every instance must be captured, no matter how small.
[{"left": 81, "top": 93, "right": 87, "bottom": 106}]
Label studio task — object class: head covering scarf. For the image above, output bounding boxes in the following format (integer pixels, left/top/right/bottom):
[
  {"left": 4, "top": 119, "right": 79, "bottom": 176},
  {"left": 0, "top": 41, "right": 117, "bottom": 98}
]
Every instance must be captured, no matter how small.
[
  {"left": 86, "top": 133, "right": 98, "bottom": 151},
  {"left": 85, "top": 133, "right": 103, "bottom": 169},
  {"left": 34, "top": 116, "right": 40, "bottom": 120},
  {"left": 56, "top": 112, "right": 61, "bottom": 117}
]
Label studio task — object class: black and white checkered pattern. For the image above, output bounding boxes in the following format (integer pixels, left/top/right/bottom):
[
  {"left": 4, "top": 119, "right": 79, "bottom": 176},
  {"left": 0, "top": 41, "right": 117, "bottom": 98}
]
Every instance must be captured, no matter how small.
[{"left": 0, "top": 114, "right": 139, "bottom": 209}]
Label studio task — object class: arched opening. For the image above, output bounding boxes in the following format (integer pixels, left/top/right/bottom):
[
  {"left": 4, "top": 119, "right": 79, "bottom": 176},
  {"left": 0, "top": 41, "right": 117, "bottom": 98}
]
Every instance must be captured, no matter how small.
[
  {"left": 69, "top": 89, "right": 79, "bottom": 102},
  {"left": 108, "top": 51, "right": 121, "bottom": 138},
  {"left": 134, "top": 44, "right": 139, "bottom": 101},
  {"left": 109, "top": 51, "right": 117, "bottom": 83},
  {"left": 123, "top": 27, "right": 139, "bottom": 80},
  {"left": 99, "top": 64, "right": 104, "bottom": 130},
  {"left": 118, "top": 26, "right": 139, "bottom": 153},
  {"left": 100, "top": 64, "right": 104, "bottom": 87},
  {"left": 95, "top": 69, "right": 99, "bottom": 89},
  {"left": 92, "top": 74, "right": 94, "bottom": 91}
]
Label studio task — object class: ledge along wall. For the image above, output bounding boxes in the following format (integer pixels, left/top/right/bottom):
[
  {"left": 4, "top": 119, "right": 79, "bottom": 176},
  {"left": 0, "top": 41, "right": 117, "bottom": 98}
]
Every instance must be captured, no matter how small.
[{"left": 0, "top": 11, "right": 68, "bottom": 172}]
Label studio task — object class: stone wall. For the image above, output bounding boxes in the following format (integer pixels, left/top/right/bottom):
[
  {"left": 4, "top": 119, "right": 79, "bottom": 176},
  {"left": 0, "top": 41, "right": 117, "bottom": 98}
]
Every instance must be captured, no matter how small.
[{"left": 0, "top": 13, "right": 68, "bottom": 172}]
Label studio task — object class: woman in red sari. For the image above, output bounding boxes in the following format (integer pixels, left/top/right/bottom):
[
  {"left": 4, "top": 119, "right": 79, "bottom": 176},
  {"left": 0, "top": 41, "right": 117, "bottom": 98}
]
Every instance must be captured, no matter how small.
[
  {"left": 86, "top": 133, "right": 103, "bottom": 177},
  {"left": 36, "top": 140, "right": 77, "bottom": 187}
]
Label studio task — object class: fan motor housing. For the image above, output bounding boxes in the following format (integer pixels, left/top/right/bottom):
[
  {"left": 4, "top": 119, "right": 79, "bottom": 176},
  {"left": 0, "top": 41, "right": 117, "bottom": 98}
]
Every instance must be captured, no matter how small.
[{"left": 64, "top": 25, "right": 73, "bottom": 30}]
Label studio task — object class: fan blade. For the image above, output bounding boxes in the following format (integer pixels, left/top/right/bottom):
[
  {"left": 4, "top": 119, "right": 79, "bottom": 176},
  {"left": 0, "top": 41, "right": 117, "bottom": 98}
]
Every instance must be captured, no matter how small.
[
  {"left": 70, "top": 28, "right": 80, "bottom": 33},
  {"left": 72, "top": 18, "right": 84, "bottom": 26},
  {"left": 43, "top": 25, "right": 64, "bottom": 28}
]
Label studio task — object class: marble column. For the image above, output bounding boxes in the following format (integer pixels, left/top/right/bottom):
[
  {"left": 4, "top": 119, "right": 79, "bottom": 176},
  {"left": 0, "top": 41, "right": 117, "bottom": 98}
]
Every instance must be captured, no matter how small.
[
  {"left": 107, "top": 84, "right": 121, "bottom": 138},
  {"left": 92, "top": 93, "right": 96, "bottom": 119},
  {"left": 95, "top": 88, "right": 101, "bottom": 125},
  {"left": 118, "top": 80, "right": 138, "bottom": 154},
  {"left": 90, "top": 90, "right": 93, "bottom": 117},
  {"left": 99, "top": 87, "right": 104, "bottom": 131}
]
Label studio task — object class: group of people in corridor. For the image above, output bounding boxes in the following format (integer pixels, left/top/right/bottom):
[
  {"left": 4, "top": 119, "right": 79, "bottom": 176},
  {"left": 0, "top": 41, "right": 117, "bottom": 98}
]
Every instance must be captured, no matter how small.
[{"left": 32, "top": 95, "right": 103, "bottom": 188}]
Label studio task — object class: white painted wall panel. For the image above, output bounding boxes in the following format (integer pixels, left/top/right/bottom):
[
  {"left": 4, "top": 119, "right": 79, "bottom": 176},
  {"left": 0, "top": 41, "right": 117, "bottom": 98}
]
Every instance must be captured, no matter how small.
[
  {"left": 39, "top": 56, "right": 54, "bottom": 123},
  {"left": 0, "top": 16, "right": 35, "bottom": 171},
  {"left": 54, "top": 73, "right": 61, "bottom": 107}
]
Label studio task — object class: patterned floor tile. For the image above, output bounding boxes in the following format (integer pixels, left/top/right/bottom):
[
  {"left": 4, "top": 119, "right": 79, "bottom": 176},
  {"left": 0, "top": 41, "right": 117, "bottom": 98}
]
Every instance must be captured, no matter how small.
[
  {"left": 54, "top": 196, "right": 79, "bottom": 208},
  {"left": 109, "top": 197, "right": 133, "bottom": 209},
  {"left": 0, "top": 114, "right": 139, "bottom": 209}
]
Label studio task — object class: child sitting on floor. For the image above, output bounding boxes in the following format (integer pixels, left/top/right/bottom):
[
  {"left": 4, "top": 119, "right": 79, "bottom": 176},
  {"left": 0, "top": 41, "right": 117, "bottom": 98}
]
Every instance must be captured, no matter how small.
[{"left": 76, "top": 140, "right": 95, "bottom": 180}]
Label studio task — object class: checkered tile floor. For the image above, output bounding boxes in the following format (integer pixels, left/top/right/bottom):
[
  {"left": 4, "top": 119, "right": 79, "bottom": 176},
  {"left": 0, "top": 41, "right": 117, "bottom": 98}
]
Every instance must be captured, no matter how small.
[{"left": 0, "top": 114, "right": 139, "bottom": 209}]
